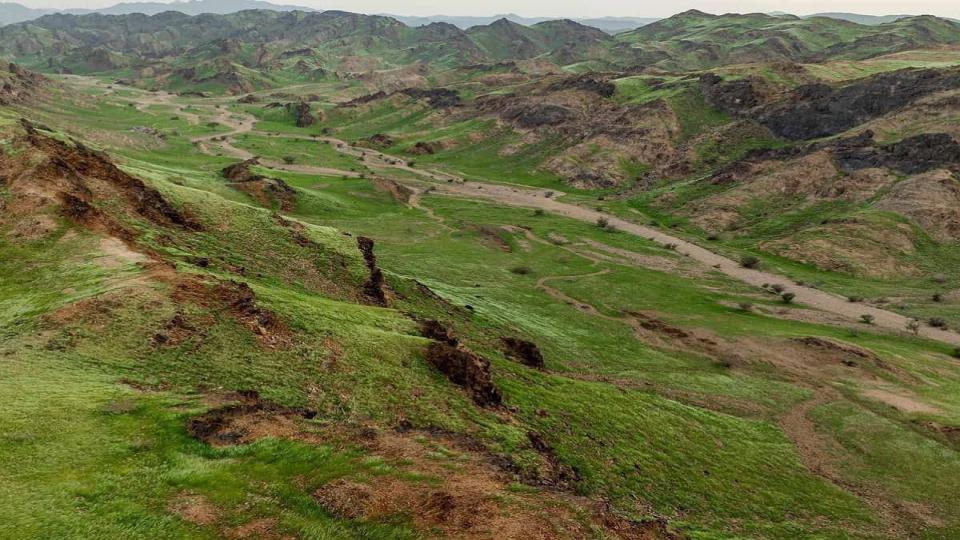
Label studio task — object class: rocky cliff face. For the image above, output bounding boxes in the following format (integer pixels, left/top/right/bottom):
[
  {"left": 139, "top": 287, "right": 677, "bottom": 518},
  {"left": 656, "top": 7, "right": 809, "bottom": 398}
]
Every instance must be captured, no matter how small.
[{"left": 701, "top": 67, "right": 960, "bottom": 141}]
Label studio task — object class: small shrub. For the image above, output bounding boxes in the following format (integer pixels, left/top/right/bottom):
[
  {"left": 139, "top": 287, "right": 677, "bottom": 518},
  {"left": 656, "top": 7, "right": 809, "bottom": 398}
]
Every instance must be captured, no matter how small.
[
  {"left": 740, "top": 255, "right": 760, "bottom": 269},
  {"left": 952, "top": 348, "right": 960, "bottom": 359},
  {"left": 932, "top": 293, "right": 944, "bottom": 303},
  {"left": 664, "top": 243, "right": 678, "bottom": 250},
  {"left": 738, "top": 302, "right": 753, "bottom": 312},
  {"left": 860, "top": 314, "right": 875, "bottom": 325},
  {"left": 847, "top": 295, "right": 863, "bottom": 303},
  {"left": 770, "top": 284, "right": 785, "bottom": 294},
  {"left": 596, "top": 217, "right": 610, "bottom": 229},
  {"left": 533, "top": 209, "right": 545, "bottom": 217},
  {"left": 781, "top": 292, "right": 796, "bottom": 304},
  {"left": 510, "top": 266, "right": 532, "bottom": 276},
  {"left": 929, "top": 317, "right": 948, "bottom": 329}
]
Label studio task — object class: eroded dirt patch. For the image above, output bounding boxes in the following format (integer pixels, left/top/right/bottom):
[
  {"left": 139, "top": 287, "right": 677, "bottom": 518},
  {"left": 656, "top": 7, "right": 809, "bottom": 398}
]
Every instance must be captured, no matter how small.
[
  {"left": 172, "top": 276, "right": 290, "bottom": 347},
  {"left": 184, "top": 393, "right": 677, "bottom": 539},
  {"left": 186, "top": 391, "right": 316, "bottom": 446}
]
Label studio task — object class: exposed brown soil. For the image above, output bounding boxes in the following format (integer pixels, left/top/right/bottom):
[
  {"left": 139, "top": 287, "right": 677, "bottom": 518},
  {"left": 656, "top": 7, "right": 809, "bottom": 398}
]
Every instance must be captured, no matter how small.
[
  {"left": 371, "top": 176, "right": 414, "bottom": 204},
  {"left": 186, "top": 390, "right": 316, "bottom": 446},
  {"left": 223, "top": 518, "right": 283, "bottom": 539},
  {"left": 424, "top": 342, "right": 503, "bottom": 408},
  {"left": 501, "top": 337, "right": 545, "bottom": 369},
  {"left": 3, "top": 121, "right": 202, "bottom": 241},
  {"left": 419, "top": 319, "right": 459, "bottom": 345},
  {"left": 169, "top": 493, "right": 220, "bottom": 525},
  {"left": 356, "top": 236, "right": 388, "bottom": 306},
  {"left": 408, "top": 140, "right": 442, "bottom": 155},
  {"left": 862, "top": 388, "right": 942, "bottom": 414},
  {"left": 474, "top": 84, "right": 680, "bottom": 187},
  {"left": 874, "top": 169, "right": 960, "bottom": 242},
  {"left": 359, "top": 133, "right": 395, "bottom": 148},
  {"left": 172, "top": 276, "right": 291, "bottom": 348},
  {"left": 760, "top": 219, "right": 920, "bottom": 278},
  {"left": 185, "top": 392, "right": 676, "bottom": 539},
  {"left": 0, "top": 63, "right": 51, "bottom": 106},
  {"left": 221, "top": 158, "right": 297, "bottom": 211}
]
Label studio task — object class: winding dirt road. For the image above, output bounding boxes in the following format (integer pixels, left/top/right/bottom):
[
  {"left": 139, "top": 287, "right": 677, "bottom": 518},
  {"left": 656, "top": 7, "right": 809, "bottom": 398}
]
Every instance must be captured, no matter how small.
[
  {"left": 106, "top": 81, "right": 960, "bottom": 347},
  {"left": 426, "top": 180, "right": 960, "bottom": 346}
]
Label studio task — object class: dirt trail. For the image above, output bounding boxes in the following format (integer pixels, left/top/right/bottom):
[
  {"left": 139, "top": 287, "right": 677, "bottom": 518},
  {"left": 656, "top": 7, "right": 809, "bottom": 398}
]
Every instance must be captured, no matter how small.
[
  {"left": 109, "top": 83, "right": 960, "bottom": 346},
  {"left": 424, "top": 181, "right": 960, "bottom": 346},
  {"left": 779, "top": 388, "right": 942, "bottom": 536},
  {"left": 190, "top": 111, "right": 363, "bottom": 177}
]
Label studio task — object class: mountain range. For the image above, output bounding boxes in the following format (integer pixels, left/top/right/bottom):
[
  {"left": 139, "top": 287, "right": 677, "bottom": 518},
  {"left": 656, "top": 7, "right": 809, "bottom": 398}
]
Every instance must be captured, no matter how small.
[
  {"left": 2, "top": 1, "right": 957, "bottom": 33},
  {"left": 1, "top": 7, "right": 959, "bottom": 93}
]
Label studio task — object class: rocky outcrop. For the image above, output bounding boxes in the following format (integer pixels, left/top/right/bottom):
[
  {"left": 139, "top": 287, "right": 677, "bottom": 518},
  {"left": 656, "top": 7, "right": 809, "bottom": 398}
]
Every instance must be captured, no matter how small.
[
  {"left": 699, "top": 73, "right": 764, "bottom": 114},
  {"left": 758, "top": 68, "right": 960, "bottom": 140},
  {"left": 545, "top": 75, "right": 615, "bottom": 97},
  {"left": 398, "top": 87, "right": 461, "bottom": 108},
  {"left": 286, "top": 101, "right": 316, "bottom": 127},
  {"left": 497, "top": 101, "right": 575, "bottom": 128},
  {"left": 834, "top": 133, "right": 960, "bottom": 174},
  {"left": 340, "top": 91, "right": 387, "bottom": 107},
  {"left": 0, "top": 63, "right": 50, "bottom": 105},
  {"left": 360, "top": 133, "right": 395, "bottom": 148}
]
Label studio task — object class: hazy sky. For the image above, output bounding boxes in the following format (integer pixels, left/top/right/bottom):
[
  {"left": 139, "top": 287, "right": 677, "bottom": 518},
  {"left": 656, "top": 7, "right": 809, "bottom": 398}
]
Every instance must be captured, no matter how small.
[{"left": 13, "top": 0, "right": 960, "bottom": 19}]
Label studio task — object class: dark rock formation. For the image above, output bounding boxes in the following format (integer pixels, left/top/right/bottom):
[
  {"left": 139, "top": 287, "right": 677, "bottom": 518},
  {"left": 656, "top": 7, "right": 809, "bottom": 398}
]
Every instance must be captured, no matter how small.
[
  {"left": 758, "top": 68, "right": 960, "bottom": 140},
  {"left": 362, "top": 133, "right": 395, "bottom": 148},
  {"left": 286, "top": 101, "right": 316, "bottom": 127},
  {"left": 340, "top": 91, "right": 387, "bottom": 107},
  {"left": 499, "top": 102, "right": 575, "bottom": 128},
  {"left": 834, "top": 133, "right": 960, "bottom": 174},
  {"left": 399, "top": 87, "right": 462, "bottom": 108},
  {"left": 546, "top": 75, "right": 615, "bottom": 97},
  {"left": 699, "top": 73, "right": 763, "bottom": 114}
]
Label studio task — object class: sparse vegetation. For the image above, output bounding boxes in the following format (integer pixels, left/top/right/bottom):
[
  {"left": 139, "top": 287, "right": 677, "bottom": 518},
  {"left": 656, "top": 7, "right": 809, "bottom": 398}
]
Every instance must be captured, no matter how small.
[{"left": 740, "top": 255, "right": 760, "bottom": 269}]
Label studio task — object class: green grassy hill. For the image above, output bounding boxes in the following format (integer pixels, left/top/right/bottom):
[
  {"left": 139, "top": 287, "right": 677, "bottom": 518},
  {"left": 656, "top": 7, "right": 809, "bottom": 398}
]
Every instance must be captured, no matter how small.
[{"left": 3, "top": 12, "right": 960, "bottom": 539}]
